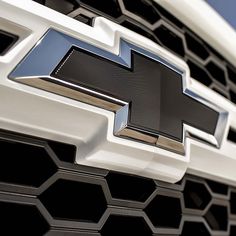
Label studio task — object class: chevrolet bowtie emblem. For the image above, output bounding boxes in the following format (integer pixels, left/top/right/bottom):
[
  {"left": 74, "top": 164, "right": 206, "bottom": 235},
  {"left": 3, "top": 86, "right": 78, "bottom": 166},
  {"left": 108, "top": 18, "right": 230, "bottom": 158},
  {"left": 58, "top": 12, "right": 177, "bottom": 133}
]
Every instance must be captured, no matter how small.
[{"left": 9, "top": 29, "right": 227, "bottom": 154}]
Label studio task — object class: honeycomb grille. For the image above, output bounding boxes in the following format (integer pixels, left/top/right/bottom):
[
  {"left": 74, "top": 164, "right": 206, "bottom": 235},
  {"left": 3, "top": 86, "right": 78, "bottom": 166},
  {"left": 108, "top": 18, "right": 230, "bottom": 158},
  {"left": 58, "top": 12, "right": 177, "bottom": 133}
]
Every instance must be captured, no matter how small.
[
  {"left": 33, "top": 0, "right": 236, "bottom": 105},
  {"left": 1, "top": 129, "right": 236, "bottom": 235}
]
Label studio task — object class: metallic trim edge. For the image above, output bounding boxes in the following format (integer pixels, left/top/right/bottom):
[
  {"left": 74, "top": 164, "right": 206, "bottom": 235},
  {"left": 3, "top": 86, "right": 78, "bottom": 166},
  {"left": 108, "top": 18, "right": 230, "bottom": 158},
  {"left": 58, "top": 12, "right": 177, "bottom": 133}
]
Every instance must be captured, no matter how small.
[{"left": 9, "top": 28, "right": 227, "bottom": 154}]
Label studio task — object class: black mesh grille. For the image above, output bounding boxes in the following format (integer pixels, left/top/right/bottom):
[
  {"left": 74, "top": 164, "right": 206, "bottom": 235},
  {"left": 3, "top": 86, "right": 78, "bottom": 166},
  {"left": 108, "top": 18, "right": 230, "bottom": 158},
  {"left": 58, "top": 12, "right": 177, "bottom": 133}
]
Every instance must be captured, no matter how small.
[
  {"left": 33, "top": 0, "right": 236, "bottom": 105},
  {"left": 0, "top": 129, "right": 236, "bottom": 235}
]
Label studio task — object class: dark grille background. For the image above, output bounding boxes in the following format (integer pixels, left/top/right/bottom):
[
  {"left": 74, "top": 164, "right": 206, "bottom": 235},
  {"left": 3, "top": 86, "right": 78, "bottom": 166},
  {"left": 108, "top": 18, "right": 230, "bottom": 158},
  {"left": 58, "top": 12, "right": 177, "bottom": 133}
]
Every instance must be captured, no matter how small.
[
  {"left": 34, "top": 0, "right": 236, "bottom": 104},
  {"left": 0, "top": 129, "right": 236, "bottom": 235}
]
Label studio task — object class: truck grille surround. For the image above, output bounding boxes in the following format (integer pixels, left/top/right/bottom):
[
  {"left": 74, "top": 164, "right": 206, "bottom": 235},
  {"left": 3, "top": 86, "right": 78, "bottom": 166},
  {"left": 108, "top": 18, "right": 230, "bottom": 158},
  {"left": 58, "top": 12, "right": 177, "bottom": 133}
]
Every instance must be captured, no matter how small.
[{"left": 2, "top": 0, "right": 236, "bottom": 235}]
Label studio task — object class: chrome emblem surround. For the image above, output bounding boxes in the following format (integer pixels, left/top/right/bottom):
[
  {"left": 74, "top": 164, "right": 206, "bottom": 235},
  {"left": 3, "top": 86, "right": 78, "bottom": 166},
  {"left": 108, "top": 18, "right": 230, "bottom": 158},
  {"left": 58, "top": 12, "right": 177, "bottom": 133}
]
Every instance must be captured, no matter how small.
[{"left": 9, "top": 29, "right": 228, "bottom": 154}]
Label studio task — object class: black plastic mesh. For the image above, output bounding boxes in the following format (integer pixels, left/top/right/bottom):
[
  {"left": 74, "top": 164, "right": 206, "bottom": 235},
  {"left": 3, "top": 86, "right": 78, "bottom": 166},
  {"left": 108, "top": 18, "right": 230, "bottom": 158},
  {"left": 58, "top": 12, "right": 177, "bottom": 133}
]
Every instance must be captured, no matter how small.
[
  {"left": 0, "top": 129, "right": 236, "bottom": 235},
  {"left": 33, "top": 0, "right": 236, "bottom": 105}
]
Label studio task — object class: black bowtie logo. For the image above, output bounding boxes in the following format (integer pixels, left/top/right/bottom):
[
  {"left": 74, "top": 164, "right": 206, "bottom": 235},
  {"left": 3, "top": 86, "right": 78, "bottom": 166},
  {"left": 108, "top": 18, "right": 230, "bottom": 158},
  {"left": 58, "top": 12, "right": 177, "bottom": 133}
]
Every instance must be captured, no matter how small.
[{"left": 10, "top": 30, "right": 222, "bottom": 154}]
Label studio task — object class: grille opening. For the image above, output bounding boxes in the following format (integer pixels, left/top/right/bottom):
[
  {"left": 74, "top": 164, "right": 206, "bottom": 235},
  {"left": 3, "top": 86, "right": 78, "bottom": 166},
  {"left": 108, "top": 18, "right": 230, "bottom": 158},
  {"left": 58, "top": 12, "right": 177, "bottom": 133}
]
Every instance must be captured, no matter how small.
[
  {"left": 0, "top": 201, "right": 49, "bottom": 236},
  {"left": 206, "top": 179, "right": 228, "bottom": 195},
  {"left": 74, "top": 14, "right": 93, "bottom": 25},
  {"left": 227, "top": 65, "right": 236, "bottom": 85},
  {"left": 181, "top": 222, "right": 210, "bottom": 236},
  {"left": 106, "top": 172, "right": 155, "bottom": 202},
  {"left": 154, "top": 25, "right": 185, "bottom": 57},
  {"left": 230, "top": 225, "right": 236, "bottom": 236},
  {"left": 0, "top": 138, "right": 57, "bottom": 187},
  {"left": 204, "top": 204, "right": 228, "bottom": 231},
  {"left": 39, "top": 179, "right": 107, "bottom": 222},
  {"left": 153, "top": 2, "right": 184, "bottom": 29},
  {"left": 123, "top": 0, "right": 160, "bottom": 24},
  {"left": 185, "top": 31, "right": 209, "bottom": 60},
  {"left": 43, "top": 0, "right": 79, "bottom": 14},
  {"left": 228, "top": 128, "right": 236, "bottom": 144},
  {"left": 230, "top": 90, "right": 236, "bottom": 103},
  {"left": 144, "top": 195, "right": 182, "bottom": 228},
  {"left": 206, "top": 61, "right": 226, "bottom": 86},
  {"left": 101, "top": 215, "right": 152, "bottom": 236},
  {"left": 187, "top": 60, "right": 212, "bottom": 86},
  {"left": 230, "top": 191, "right": 236, "bottom": 214},
  {"left": 184, "top": 180, "right": 211, "bottom": 210},
  {"left": 80, "top": 0, "right": 121, "bottom": 18},
  {"left": 48, "top": 140, "right": 76, "bottom": 163},
  {"left": 0, "top": 30, "right": 18, "bottom": 55},
  {"left": 121, "top": 21, "right": 157, "bottom": 43}
]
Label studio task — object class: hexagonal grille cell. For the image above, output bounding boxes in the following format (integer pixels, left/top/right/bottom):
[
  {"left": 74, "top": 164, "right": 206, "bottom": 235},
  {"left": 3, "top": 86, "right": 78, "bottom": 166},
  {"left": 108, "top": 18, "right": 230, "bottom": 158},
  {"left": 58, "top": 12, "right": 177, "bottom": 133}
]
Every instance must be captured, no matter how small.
[
  {"left": 153, "top": 2, "right": 184, "bottom": 29},
  {"left": 106, "top": 172, "right": 156, "bottom": 202},
  {"left": 0, "top": 138, "right": 57, "bottom": 187},
  {"left": 185, "top": 31, "right": 209, "bottom": 60},
  {"left": 184, "top": 180, "right": 211, "bottom": 210},
  {"left": 48, "top": 140, "right": 76, "bottom": 163},
  {"left": 39, "top": 178, "right": 107, "bottom": 222},
  {"left": 205, "top": 204, "right": 228, "bottom": 231},
  {"left": 206, "top": 61, "right": 226, "bottom": 86},
  {"left": 144, "top": 194, "right": 182, "bottom": 229},
  {"left": 154, "top": 25, "right": 185, "bottom": 57},
  {"left": 0, "top": 201, "right": 49, "bottom": 235},
  {"left": 123, "top": 0, "right": 160, "bottom": 24},
  {"left": 187, "top": 60, "right": 212, "bottom": 87},
  {"left": 101, "top": 215, "right": 152, "bottom": 236},
  {"left": 181, "top": 222, "right": 210, "bottom": 236},
  {"left": 205, "top": 179, "right": 228, "bottom": 196}
]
